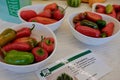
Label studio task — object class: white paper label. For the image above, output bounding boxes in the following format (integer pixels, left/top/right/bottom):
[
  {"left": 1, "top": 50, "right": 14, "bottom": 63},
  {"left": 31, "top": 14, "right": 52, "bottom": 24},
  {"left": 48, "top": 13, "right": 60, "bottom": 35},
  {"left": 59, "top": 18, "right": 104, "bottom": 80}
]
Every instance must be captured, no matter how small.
[{"left": 36, "top": 50, "right": 111, "bottom": 80}]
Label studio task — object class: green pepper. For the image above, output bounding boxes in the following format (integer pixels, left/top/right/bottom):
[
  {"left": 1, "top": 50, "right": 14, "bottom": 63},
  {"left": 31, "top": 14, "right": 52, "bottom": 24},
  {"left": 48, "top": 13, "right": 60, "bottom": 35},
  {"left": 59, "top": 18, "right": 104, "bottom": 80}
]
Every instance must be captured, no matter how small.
[
  {"left": 80, "top": 19, "right": 98, "bottom": 29},
  {"left": 67, "top": 0, "right": 81, "bottom": 7},
  {"left": 100, "top": 32, "right": 107, "bottom": 38},
  {"left": 0, "top": 28, "right": 16, "bottom": 47},
  {"left": 96, "top": 20, "right": 106, "bottom": 30},
  {"left": 4, "top": 50, "right": 34, "bottom": 65},
  {"left": 105, "top": 4, "right": 113, "bottom": 14}
]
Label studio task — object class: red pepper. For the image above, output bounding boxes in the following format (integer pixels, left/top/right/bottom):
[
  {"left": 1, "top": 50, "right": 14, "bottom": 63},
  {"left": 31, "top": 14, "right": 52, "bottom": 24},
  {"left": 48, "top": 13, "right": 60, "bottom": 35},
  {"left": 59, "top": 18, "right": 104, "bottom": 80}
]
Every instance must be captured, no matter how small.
[
  {"left": 16, "top": 24, "right": 35, "bottom": 39},
  {"left": 39, "top": 36, "right": 55, "bottom": 54},
  {"left": 44, "top": 3, "right": 58, "bottom": 11},
  {"left": 116, "top": 12, "right": 120, "bottom": 21},
  {"left": 75, "top": 23, "right": 101, "bottom": 38},
  {"left": 102, "top": 22, "right": 114, "bottom": 37},
  {"left": 2, "top": 42, "right": 32, "bottom": 52},
  {"left": 113, "top": 4, "right": 120, "bottom": 12},
  {"left": 38, "top": 9, "right": 52, "bottom": 18},
  {"left": 32, "top": 47, "right": 48, "bottom": 62},
  {"left": 53, "top": 9, "right": 64, "bottom": 20},
  {"left": 14, "top": 37, "right": 38, "bottom": 48},
  {"left": 85, "top": 11, "right": 102, "bottom": 22},
  {"left": 29, "top": 17, "right": 57, "bottom": 25},
  {"left": 20, "top": 10, "right": 37, "bottom": 21},
  {"left": 107, "top": 9, "right": 117, "bottom": 18},
  {"left": 96, "top": 5, "right": 106, "bottom": 14}
]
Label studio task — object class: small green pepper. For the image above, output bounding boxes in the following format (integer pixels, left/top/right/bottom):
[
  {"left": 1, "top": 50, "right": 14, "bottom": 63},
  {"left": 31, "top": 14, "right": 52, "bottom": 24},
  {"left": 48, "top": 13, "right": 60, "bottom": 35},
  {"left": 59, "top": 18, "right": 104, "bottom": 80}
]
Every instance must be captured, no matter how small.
[
  {"left": 4, "top": 50, "right": 34, "bottom": 65},
  {"left": 80, "top": 20, "right": 98, "bottom": 29},
  {"left": 0, "top": 28, "right": 16, "bottom": 47},
  {"left": 96, "top": 20, "right": 106, "bottom": 30},
  {"left": 100, "top": 32, "right": 107, "bottom": 38},
  {"left": 106, "top": 4, "right": 113, "bottom": 14},
  {"left": 67, "top": 0, "right": 81, "bottom": 7}
]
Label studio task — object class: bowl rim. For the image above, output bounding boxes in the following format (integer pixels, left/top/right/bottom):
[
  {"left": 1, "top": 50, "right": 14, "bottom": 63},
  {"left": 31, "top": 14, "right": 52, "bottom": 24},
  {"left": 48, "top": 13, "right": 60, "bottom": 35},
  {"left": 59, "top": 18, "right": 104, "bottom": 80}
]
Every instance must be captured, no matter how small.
[
  {"left": 67, "top": 11, "right": 120, "bottom": 39},
  {"left": 0, "top": 22, "right": 57, "bottom": 68}
]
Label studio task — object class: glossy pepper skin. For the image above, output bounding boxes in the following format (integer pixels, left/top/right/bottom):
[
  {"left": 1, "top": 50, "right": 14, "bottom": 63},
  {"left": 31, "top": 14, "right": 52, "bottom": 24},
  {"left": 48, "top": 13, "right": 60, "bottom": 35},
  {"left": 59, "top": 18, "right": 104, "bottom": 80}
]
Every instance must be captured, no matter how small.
[
  {"left": 0, "top": 28, "right": 16, "bottom": 47},
  {"left": 44, "top": 3, "right": 58, "bottom": 11},
  {"left": 39, "top": 37, "right": 55, "bottom": 54},
  {"left": 85, "top": 12, "right": 102, "bottom": 22},
  {"left": 75, "top": 22, "right": 100, "bottom": 38},
  {"left": 2, "top": 42, "right": 32, "bottom": 52},
  {"left": 16, "top": 24, "right": 35, "bottom": 39},
  {"left": 14, "top": 37, "right": 38, "bottom": 48},
  {"left": 29, "top": 17, "right": 57, "bottom": 25},
  {"left": 102, "top": 22, "right": 114, "bottom": 37},
  {"left": 32, "top": 47, "right": 48, "bottom": 62},
  {"left": 4, "top": 50, "right": 34, "bottom": 65}
]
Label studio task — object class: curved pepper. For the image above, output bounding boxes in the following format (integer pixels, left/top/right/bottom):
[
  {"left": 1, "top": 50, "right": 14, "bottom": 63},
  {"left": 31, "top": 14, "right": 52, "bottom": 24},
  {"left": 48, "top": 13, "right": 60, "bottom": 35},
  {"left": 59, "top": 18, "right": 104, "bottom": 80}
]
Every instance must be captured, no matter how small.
[{"left": 16, "top": 24, "right": 35, "bottom": 39}]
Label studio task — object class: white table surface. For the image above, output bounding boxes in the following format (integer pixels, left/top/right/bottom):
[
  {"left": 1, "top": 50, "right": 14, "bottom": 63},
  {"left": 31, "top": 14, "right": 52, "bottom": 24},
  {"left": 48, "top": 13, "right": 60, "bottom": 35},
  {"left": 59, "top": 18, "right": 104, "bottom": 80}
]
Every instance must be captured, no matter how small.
[{"left": 0, "top": 0, "right": 120, "bottom": 80}]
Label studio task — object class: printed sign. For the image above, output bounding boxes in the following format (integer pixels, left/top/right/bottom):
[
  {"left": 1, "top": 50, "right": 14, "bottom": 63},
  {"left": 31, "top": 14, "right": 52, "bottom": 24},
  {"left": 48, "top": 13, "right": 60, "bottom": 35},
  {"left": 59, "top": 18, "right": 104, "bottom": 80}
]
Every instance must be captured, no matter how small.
[{"left": 36, "top": 50, "right": 111, "bottom": 80}]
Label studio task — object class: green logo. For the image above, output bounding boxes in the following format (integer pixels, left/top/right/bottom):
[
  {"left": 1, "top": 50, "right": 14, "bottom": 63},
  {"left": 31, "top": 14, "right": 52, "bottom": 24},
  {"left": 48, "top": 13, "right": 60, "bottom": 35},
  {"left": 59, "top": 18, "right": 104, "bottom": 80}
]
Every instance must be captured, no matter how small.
[{"left": 6, "top": 0, "right": 20, "bottom": 17}]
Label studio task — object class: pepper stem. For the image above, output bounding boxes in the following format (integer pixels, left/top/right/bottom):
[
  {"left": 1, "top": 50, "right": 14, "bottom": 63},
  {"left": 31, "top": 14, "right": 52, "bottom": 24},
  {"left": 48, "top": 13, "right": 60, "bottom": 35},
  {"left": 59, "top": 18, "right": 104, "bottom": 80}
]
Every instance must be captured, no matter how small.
[
  {"left": 63, "top": 5, "right": 68, "bottom": 13},
  {"left": 30, "top": 24, "right": 35, "bottom": 31},
  {"left": 59, "top": 5, "right": 68, "bottom": 14},
  {"left": 100, "top": 32, "right": 107, "bottom": 38},
  {"left": 41, "top": 35, "right": 44, "bottom": 42},
  {"left": 0, "top": 47, "right": 6, "bottom": 58}
]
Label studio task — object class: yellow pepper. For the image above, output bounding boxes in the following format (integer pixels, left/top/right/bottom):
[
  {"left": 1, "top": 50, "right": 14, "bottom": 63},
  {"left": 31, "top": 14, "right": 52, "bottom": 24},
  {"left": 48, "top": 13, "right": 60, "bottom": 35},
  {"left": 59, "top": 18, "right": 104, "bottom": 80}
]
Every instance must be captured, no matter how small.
[{"left": 0, "top": 28, "right": 16, "bottom": 47}]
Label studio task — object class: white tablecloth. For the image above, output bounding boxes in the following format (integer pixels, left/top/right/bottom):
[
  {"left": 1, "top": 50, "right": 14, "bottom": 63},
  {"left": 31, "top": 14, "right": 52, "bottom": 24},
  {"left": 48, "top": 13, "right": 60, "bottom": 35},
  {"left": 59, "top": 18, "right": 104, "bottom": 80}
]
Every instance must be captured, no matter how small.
[{"left": 0, "top": 0, "right": 120, "bottom": 80}]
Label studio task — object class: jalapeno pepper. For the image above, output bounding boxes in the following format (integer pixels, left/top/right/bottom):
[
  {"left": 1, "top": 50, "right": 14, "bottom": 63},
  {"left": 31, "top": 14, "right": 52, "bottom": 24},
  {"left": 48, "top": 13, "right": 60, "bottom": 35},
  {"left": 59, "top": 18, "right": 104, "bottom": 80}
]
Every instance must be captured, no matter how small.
[
  {"left": 4, "top": 50, "right": 34, "bottom": 65},
  {"left": 0, "top": 28, "right": 16, "bottom": 47},
  {"left": 80, "top": 20, "right": 98, "bottom": 29}
]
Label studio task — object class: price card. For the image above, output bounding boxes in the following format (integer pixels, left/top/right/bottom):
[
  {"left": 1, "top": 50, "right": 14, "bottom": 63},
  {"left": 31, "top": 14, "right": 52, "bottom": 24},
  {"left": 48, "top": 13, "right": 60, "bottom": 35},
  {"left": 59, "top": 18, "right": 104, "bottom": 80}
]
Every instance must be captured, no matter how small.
[{"left": 36, "top": 50, "right": 111, "bottom": 80}]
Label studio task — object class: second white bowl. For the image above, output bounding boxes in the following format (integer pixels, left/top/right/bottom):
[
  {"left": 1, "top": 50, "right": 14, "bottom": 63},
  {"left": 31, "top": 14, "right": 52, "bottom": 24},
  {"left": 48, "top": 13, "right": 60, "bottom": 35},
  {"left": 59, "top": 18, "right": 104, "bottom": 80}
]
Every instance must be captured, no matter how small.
[
  {"left": 18, "top": 4, "right": 65, "bottom": 31},
  {"left": 67, "top": 12, "right": 120, "bottom": 45}
]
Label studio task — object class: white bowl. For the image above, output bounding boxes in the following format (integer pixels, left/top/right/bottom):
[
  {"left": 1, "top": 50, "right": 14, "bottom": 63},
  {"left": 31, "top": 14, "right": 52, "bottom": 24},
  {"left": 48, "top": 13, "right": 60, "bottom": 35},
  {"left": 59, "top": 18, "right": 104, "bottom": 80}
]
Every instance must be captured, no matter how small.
[
  {"left": 0, "top": 22, "right": 57, "bottom": 73},
  {"left": 67, "top": 12, "right": 120, "bottom": 45},
  {"left": 18, "top": 4, "right": 65, "bottom": 31}
]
